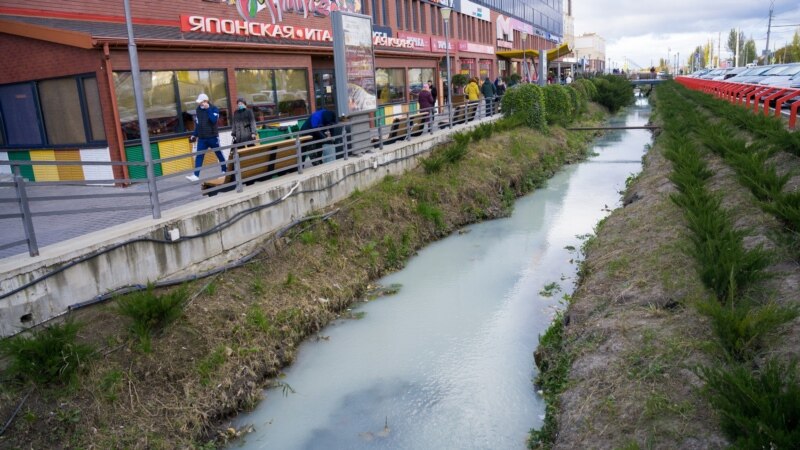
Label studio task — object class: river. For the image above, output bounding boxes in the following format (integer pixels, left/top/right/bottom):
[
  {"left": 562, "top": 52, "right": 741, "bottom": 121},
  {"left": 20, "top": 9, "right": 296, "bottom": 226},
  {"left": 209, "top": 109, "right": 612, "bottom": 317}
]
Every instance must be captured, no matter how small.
[{"left": 230, "top": 98, "right": 651, "bottom": 449}]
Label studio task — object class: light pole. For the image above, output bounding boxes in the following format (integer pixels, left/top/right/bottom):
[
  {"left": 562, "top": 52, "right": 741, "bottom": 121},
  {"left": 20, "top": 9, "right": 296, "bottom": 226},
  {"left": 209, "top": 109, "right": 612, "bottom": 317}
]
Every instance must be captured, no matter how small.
[
  {"left": 441, "top": 7, "right": 452, "bottom": 126},
  {"left": 521, "top": 32, "right": 528, "bottom": 82}
]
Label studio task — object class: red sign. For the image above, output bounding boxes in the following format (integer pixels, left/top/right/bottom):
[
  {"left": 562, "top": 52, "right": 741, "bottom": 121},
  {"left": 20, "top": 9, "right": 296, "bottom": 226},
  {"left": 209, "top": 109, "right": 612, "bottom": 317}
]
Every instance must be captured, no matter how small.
[
  {"left": 458, "top": 41, "right": 495, "bottom": 54},
  {"left": 431, "top": 37, "right": 461, "bottom": 53},
  {"left": 180, "top": 15, "right": 332, "bottom": 41},
  {"left": 396, "top": 32, "right": 431, "bottom": 51}
]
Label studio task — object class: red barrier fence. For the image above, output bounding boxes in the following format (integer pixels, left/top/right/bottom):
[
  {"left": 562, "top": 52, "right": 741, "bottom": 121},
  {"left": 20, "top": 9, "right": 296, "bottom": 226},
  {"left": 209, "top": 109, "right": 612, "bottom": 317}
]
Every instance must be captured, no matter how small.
[{"left": 675, "top": 77, "right": 800, "bottom": 129}]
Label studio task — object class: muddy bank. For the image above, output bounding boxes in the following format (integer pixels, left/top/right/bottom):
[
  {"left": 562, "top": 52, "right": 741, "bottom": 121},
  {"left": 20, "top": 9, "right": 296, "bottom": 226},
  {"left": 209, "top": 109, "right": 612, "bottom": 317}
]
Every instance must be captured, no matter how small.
[
  {"left": 0, "top": 107, "right": 607, "bottom": 449},
  {"left": 536, "top": 90, "right": 800, "bottom": 448}
]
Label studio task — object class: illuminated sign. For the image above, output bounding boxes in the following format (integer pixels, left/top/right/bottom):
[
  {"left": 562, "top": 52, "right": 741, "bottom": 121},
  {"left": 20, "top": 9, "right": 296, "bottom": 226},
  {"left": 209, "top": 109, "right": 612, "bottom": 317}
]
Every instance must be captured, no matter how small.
[
  {"left": 231, "top": 0, "right": 362, "bottom": 24},
  {"left": 458, "top": 0, "right": 490, "bottom": 23},
  {"left": 180, "top": 15, "right": 332, "bottom": 41},
  {"left": 420, "top": 0, "right": 453, "bottom": 7},
  {"left": 496, "top": 39, "right": 513, "bottom": 49},
  {"left": 458, "top": 41, "right": 495, "bottom": 54},
  {"left": 431, "top": 37, "right": 461, "bottom": 53}
]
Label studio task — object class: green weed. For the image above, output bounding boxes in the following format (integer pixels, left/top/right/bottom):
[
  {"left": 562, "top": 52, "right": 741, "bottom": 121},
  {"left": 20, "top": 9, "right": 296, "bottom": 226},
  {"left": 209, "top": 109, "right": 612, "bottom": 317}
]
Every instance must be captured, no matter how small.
[
  {"left": 115, "top": 284, "right": 188, "bottom": 352},
  {"left": 0, "top": 320, "right": 93, "bottom": 385},
  {"left": 197, "top": 345, "right": 227, "bottom": 385}
]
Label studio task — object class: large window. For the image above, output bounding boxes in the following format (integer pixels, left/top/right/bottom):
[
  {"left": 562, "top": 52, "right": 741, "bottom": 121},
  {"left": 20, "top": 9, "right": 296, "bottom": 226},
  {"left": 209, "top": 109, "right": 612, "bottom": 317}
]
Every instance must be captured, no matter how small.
[
  {"left": 407, "top": 68, "right": 434, "bottom": 102},
  {"left": 0, "top": 75, "right": 105, "bottom": 147},
  {"left": 376, "top": 68, "right": 406, "bottom": 105},
  {"left": 114, "top": 70, "right": 229, "bottom": 141},
  {"left": 235, "top": 69, "right": 309, "bottom": 123}
]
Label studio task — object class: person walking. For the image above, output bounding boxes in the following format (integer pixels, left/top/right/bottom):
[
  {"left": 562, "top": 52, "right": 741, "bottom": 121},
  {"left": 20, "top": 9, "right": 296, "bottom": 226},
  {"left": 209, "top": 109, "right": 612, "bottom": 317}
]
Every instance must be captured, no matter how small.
[
  {"left": 187, "top": 93, "right": 225, "bottom": 182},
  {"left": 428, "top": 79, "right": 438, "bottom": 110},
  {"left": 231, "top": 97, "right": 257, "bottom": 148},
  {"left": 463, "top": 77, "right": 480, "bottom": 121},
  {"left": 417, "top": 83, "right": 435, "bottom": 132},
  {"left": 481, "top": 77, "right": 497, "bottom": 116}
]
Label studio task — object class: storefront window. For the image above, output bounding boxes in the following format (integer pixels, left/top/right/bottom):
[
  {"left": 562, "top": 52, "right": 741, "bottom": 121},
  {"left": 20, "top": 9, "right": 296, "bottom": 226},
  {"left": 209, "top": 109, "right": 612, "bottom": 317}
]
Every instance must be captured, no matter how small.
[
  {"left": 460, "top": 59, "right": 475, "bottom": 77},
  {"left": 114, "top": 70, "right": 229, "bottom": 141},
  {"left": 479, "top": 60, "right": 492, "bottom": 80},
  {"left": 176, "top": 70, "right": 229, "bottom": 129},
  {"left": 407, "top": 68, "right": 434, "bottom": 102},
  {"left": 0, "top": 83, "right": 42, "bottom": 146},
  {"left": 376, "top": 68, "right": 406, "bottom": 105},
  {"left": 0, "top": 75, "right": 104, "bottom": 147},
  {"left": 235, "top": 69, "right": 309, "bottom": 123},
  {"left": 275, "top": 69, "right": 309, "bottom": 118},
  {"left": 39, "top": 78, "right": 86, "bottom": 145}
]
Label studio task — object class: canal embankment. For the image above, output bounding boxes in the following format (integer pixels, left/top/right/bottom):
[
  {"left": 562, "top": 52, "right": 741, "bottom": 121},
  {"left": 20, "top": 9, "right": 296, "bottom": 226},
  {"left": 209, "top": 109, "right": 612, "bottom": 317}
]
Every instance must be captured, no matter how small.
[
  {"left": 535, "top": 83, "right": 800, "bottom": 449},
  {"left": 0, "top": 103, "right": 609, "bottom": 448}
]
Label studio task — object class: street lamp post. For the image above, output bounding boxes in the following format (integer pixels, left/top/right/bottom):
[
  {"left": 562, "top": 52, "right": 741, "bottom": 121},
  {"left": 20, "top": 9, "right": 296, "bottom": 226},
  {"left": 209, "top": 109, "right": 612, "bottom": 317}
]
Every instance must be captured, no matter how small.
[
  {"left": 521, "top": 32, "right": 528, "bottom": 82},
  {"left": 441, "top": 7, "right": 453, "bottom": 127}
]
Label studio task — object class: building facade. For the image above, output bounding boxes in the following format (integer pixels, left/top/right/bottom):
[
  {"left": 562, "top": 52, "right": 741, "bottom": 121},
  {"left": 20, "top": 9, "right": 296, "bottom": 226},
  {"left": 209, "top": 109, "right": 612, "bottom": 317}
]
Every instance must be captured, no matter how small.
[
  {"left": 574, "top": 32, "right": 605, "bottom": 74},
  {"left": 0, "top": 0, "right": 562, "bottom": 183}
]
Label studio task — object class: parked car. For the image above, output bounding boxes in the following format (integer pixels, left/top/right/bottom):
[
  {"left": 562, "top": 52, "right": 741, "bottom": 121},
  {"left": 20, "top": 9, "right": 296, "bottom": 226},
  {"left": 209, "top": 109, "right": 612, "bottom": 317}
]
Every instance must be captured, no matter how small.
[
  {"left": 715, "top": 67, "right": 747, "bottom": 80},
  {"left": 758, "top": 63, "right": 800, "bottom": 87},
  {"left": 726, "top": 66, "right": 775, "bottom": 84}
]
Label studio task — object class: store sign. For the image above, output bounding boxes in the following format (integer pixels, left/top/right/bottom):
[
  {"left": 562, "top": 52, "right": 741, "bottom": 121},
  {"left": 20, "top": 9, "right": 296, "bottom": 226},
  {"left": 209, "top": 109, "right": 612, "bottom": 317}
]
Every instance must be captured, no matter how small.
[
  {"left": 373, "top": 29, "right": 415, "bottom": 48},
  {"left": 430, "top": 37, "right": 461, "bottom": 53},
  {"left": 420, "top": 0, "right": 453, "bottom": 7},
  {"left": 496, "top": 39, "right": 512, "bottom": 49},
  {"left": 396, "top": 31, "right": 431, "bottom": 51},
  {"left": 230, "top": 0, "right": 361, "bottom": 24},
  {"left": 458, "top": 41, "right": 495, "bottom": 54},
  {"left": 495, "top": 15, "right": 513, "bottom": 48},
  {"left": 458, "top": 0, "right": 490, "bottom": 23},
  {"left": 181, "top": 15, "right": 332, "bottom": 41}
]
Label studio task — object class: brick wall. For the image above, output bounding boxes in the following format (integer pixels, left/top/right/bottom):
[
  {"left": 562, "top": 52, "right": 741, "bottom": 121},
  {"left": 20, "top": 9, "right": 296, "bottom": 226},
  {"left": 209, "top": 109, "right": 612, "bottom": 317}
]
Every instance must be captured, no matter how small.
[{"left": 0, "top": 34, "right": 103, "bottom": 85}]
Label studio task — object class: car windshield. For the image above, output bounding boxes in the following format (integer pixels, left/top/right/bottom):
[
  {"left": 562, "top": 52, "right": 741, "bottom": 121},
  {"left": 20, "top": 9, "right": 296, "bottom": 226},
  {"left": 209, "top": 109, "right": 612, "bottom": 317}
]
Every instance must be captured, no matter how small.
[
  {"left": 777, "top": 64, "right": 800, "bottom": 76},
  {"left": 762, "top": 65, "right": 788, "bottom": 75}
]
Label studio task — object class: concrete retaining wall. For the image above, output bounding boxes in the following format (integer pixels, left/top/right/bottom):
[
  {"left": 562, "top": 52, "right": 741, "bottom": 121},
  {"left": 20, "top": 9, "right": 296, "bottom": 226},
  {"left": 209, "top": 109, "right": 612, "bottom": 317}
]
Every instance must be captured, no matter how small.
[{"left": 0, "top": 124, "right": 485, "bottom": 337}]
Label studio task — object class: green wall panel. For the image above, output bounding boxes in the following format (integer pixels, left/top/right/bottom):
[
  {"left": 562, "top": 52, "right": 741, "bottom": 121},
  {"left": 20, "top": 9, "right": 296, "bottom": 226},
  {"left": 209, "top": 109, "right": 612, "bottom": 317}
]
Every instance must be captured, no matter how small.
[
  {"left": 7, "top": 151, "right": 34, "bottom": 181},
  {"left": 125, "top": 145, "right": 163, "bottom": 180}
]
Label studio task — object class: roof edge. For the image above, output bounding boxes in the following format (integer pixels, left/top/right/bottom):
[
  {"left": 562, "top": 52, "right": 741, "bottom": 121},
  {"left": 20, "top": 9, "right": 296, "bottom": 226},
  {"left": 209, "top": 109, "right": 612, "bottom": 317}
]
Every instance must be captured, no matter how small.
[{"left": 0, "top": 18, "right": 95, "bottom": 49}]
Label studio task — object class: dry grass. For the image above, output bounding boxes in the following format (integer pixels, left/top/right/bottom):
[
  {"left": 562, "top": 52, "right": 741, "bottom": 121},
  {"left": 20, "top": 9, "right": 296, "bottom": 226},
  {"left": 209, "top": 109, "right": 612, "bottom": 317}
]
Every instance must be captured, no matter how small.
[{"left": 0, "top": 112, "right": 605, "bottom": 449}]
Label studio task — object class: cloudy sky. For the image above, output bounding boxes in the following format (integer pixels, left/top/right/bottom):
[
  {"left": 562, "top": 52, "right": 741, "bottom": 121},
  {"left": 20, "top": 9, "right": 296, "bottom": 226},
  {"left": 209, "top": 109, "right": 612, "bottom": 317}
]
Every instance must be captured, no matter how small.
[{"left": 572, "top": 0, "right": 800, "bottom": 71}]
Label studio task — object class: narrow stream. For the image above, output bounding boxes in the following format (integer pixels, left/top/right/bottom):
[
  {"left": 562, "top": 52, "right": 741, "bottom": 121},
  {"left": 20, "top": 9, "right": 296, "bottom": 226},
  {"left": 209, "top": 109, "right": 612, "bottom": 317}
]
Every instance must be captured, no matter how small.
[{"left": 231, "top": 98, "right": 651, "bottom": 449}]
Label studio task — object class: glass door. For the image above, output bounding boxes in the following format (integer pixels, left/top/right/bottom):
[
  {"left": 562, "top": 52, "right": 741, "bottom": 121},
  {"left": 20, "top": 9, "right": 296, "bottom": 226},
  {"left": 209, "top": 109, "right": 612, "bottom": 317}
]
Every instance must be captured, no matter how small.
[{"left": 313, "top": 70, "right": 337, "bottom": 116}]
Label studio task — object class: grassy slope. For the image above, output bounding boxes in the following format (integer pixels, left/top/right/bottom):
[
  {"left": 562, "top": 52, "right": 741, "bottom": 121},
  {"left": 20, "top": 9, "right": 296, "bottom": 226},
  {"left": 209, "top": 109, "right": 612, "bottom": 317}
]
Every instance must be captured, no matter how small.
[
  {"left": 542, "top": 89, "right": 800, "bottom": 449},
  {"left": 0, "top": 106, "right": 606, "bottom": 449}
]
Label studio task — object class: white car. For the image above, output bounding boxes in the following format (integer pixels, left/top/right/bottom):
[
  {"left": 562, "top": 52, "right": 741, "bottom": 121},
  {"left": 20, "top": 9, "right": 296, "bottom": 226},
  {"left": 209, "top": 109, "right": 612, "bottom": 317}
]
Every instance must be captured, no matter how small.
[{"left": 758, "top": 63, "right": 800, "bottom": 88}]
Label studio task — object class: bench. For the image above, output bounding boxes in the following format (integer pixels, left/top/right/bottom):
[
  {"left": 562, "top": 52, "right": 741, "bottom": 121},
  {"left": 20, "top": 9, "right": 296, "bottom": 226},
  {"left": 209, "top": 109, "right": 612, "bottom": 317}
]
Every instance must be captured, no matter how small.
[
  {"left": 201, "top": 135, "right": 311, "bottom": 195},
  {"left": 438, "top": 103, "right": 468, "bottom": 128}
]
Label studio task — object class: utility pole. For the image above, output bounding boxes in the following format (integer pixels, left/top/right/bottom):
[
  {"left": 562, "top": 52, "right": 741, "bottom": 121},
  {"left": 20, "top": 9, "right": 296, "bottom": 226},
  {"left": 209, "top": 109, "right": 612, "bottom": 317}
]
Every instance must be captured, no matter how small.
[
  {"left": 717, "top": 32, "right": 721, "bottom": 67},
  {"left": 765, "top": 0, "right": 774, "bottom": 65},
  {"left": 735, "top": 28, "right": 740, "bottom": 67}
]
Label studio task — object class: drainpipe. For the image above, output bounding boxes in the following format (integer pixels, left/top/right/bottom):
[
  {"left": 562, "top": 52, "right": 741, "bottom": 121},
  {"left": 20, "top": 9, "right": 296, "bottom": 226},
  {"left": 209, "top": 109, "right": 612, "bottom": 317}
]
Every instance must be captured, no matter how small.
[{"left": 103, "top": 42, "right": 130, "bottom": 185}]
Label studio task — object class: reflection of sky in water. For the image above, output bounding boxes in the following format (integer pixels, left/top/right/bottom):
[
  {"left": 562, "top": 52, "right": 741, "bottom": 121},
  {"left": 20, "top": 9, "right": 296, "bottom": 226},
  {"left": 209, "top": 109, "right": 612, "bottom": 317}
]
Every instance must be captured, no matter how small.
[{"left": 231, "top": 102, "right": 652, "bottom": 450}]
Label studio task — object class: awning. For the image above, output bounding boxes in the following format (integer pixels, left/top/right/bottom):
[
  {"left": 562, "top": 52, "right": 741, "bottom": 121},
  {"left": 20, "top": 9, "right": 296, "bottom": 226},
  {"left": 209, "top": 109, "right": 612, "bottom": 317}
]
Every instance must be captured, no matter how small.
[{"left": 496, "top": 43, "right": 572, "bottom": 60}]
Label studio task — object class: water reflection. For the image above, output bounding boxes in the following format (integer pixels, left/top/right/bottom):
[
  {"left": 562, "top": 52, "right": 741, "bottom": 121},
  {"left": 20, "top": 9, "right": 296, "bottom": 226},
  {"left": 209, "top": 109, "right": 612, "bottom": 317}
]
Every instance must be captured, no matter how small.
[{"left": 231, "top": 101, "right": 652, "bottom": 449}]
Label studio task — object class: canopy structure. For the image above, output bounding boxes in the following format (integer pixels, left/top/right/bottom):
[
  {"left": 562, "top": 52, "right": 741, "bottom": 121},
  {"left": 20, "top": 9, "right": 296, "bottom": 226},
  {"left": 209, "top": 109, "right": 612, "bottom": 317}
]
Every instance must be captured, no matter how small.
[{"left": 495, "top": 43, "right": 572, "bottom": 60}]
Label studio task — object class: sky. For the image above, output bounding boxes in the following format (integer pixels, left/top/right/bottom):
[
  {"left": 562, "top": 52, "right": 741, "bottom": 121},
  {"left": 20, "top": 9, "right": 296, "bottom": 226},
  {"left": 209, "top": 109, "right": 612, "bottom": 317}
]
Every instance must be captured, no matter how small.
[{"left": 572, "top": 0, "right": 800, "bottom": 71}]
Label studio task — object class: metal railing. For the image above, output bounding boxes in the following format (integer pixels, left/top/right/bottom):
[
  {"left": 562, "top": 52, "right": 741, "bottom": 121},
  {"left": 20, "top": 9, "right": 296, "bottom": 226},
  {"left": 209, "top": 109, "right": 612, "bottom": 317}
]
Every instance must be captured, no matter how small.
[
  {"left": 0, "top": 97, "right": 503, "bottom": 259},
  {"left": 675, "top": 77, "right": 800, "bottom": 128}
]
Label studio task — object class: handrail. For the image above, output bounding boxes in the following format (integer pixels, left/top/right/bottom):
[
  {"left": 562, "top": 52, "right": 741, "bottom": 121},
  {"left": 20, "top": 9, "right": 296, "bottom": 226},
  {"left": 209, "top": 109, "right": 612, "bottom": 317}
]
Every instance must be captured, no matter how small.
[{"left": 0, "top": 97, "right": 504, "bottom": 258}]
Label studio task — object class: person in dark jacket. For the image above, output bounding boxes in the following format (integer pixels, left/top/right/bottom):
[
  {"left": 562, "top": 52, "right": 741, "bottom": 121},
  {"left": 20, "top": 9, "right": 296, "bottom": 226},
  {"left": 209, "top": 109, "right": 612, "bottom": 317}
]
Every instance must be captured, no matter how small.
[
  {"left": 417, "top": 83, "right": 435, "bottom": 131},
  {"left": 481, "top": 77, "right": 497, "bottom": 116},
  {"left": 187, "top": 93, "right": 225, "bottom": 181},
  {"left": 299, "top": 108, "right": 338, "bottom": 163},
  {"left": 231, "top": 97, "right": 258, "bottom": 147},
  {"left": 428, "top": 80, "right": 438, "bottom": 111}
]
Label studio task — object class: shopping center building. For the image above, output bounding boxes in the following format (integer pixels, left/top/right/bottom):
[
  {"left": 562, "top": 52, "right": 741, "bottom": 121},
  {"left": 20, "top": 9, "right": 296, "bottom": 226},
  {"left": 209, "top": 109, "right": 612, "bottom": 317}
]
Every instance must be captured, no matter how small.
[{"left": 0, "top": 0, "right": 564, "bottom": 182}]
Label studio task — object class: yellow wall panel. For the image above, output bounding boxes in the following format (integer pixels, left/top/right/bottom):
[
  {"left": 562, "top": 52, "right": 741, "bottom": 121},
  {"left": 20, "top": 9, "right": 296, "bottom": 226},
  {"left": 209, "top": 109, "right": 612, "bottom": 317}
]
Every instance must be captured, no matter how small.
[
  {"left": 54, "top": 150, "right": 84, "bottom": 181},
  {"left": 158, "top": 138, "right": 194, "bottom": 175},
  {"left": 29, "top": 150, "right": 59, "bottom": 181}
]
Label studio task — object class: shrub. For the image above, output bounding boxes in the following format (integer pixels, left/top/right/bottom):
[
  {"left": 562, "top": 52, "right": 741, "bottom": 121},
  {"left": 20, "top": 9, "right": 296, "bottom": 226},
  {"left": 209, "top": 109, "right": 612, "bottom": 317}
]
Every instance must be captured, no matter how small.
[
  {"left": 115, "top": 284, "right": 189, "bottom": 352},
  {"left": 696, "top": 298, "right": 799, "bottom": 361},
  {"left": 565, "top": 85, "right": 585, "bottom": 115},
  {"left": 0, "top": 321, "right": 93, "bottom": 385},
  {"left": 573, "top": 78, "right": 598, "bottom": 101},
  {"left": 543, "top": 84, "right": 574, "bottom": 126},
  {"left": 502, "top": 84, "right": 546, "bottom": 130},
  {"left": 699, "top": 359, "right": 800, "bottom": 448},
  {"left": 591, "top": 75, "right": 634, "bottom": 113}
]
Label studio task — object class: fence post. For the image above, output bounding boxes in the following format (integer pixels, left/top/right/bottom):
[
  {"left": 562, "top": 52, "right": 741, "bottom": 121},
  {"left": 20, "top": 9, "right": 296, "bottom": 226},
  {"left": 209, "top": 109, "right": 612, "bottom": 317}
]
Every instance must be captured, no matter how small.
[
  {"left": 233, "top": 148, "right": 243, "bottom": 193},
  {"left": 13, "top": 165, "right": 39, "bottom": 257},
  {"left": 405, "top": 114, "right": 411, "bottom": 141},
  {"left": 295, "top": 133, "right": 304, "bottom": 175},
  {"left": 343, "top": 127, "right": 349, "bottom": 160},
  {"left": 377, "top": 121, "right": 384, "bottom": 151}
]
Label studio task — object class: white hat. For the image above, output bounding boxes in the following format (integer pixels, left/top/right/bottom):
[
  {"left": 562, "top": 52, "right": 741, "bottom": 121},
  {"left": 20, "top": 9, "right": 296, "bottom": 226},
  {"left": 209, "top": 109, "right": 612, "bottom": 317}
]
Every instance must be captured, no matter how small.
[{"left": 196, "top": 93, "right": 209, "bottom": 103}]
